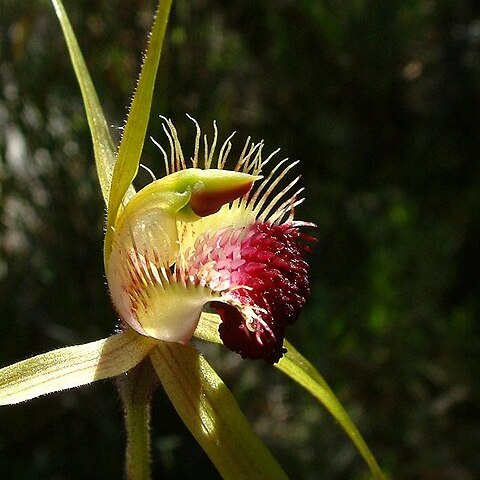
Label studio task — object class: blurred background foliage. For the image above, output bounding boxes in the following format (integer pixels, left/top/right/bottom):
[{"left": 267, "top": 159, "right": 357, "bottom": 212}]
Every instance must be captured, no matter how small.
[{"left": 1, "top": 0, "right": 480, "bottom": 478}]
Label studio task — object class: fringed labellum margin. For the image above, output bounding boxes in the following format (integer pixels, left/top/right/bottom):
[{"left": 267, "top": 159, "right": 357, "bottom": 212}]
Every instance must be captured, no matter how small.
[{"left": 106, "top": 118, "right": 315, "bottom": 363}]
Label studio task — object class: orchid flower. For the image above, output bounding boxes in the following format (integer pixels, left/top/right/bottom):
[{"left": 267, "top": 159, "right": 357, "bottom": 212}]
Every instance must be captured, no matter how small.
[{"left": 0, "top": 1, "right": 384, "bottom": 479}]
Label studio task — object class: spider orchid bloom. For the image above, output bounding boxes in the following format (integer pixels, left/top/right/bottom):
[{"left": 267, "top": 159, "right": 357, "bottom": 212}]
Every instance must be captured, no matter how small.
[
  {"left": 107, "top": 118, "right": 314, "bottom": 363},
  {"left": 0, "top": 2, "right": 385, "bottom": 478}
]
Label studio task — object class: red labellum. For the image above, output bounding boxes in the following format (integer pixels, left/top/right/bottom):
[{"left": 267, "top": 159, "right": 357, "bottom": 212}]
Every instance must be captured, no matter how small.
[{"left": 211, "top": 222, "right": 313, "bottom": 364}]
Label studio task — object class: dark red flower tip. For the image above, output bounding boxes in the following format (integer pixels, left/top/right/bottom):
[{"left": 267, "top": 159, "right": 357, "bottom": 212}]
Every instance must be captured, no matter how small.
[
  {"left": 190, "top": 181, "right": 253, "bottom": 217},
  {"left": 212, "top": 222, "right": 314, "bottom": 364}
]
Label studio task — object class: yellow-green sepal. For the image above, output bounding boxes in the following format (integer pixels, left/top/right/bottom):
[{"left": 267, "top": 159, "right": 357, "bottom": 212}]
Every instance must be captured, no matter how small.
[
  {"left": 0, "top": 330, "right": 156, "bottom": 405},
  {"left": 150, "top": 342, "right": 288, "bottom": 479},
  {"left": 104, "top": 0, "right": 173, "bottom": 268},
  {"left": 277, "top": 341, "right": 385, "bottom": 480},
  {"left": 195, "top": 313, "right": 385, "bottom": 479}
]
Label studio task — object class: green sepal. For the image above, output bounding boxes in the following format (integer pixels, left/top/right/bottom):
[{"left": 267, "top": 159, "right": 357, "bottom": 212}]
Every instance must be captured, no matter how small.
[
  {"left": 0, "top": 330, "right": 156, "bottom": 405},
  {"left": 150, "top": 342, "right": 288, "bottom": 480},
  {"left": 195, "top": 313, "right": 384, "bottom": 479},
  {"left": 277, "top": 341, "right": 385, "bottom": 480},
  {"left": 104, "top": 0, "right": 173, "bottom": 267},
  {"left": 51, "top": 0, "right": 135, "bottom": 205}
]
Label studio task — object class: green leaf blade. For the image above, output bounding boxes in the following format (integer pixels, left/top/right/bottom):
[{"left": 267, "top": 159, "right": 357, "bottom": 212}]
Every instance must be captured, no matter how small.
[
  {"left": 150, "top": 342, "right": 289, "bottom": 480},
  {"left": 0, "top": 330, "right": 156, "bottom": 405}
]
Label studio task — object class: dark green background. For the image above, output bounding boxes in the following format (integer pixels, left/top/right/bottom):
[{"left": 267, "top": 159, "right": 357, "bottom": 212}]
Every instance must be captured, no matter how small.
[{"left": 1, "top": 0, "right": 479, "bottom": 478}]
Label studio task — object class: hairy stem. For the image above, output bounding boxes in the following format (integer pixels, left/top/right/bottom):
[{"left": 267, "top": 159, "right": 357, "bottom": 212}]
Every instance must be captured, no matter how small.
[{"left": 117, "top": 359, "right": 159, "bottom": 480}]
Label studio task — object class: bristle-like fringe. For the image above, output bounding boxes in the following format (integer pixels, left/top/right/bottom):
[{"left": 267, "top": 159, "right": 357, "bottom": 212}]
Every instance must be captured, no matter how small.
[{"left": 152, "top": 116, "right": 306, "bottom": 224}]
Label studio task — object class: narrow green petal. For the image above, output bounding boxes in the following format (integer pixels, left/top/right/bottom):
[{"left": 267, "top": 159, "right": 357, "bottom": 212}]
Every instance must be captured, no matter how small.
[
  {"left": 276, "top": 341, "right": 385, "bottom": 480},
  {"left": 150, "top": 342, "right": 288, "bottom": 480},
  {"left": 195, "top": 314, "right": 384, "bottom": 478},
  {"left": 105, "top": 0, "right": 173, "bottom": 266},
  {"left": 51, "top": 0, "right": 133, "bottom": 204},
  {"left": 0, "top": 330, "right": 156, "bottom": 405}
]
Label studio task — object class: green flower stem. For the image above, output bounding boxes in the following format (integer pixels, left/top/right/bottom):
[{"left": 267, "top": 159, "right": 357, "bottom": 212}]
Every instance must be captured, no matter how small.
[{"left": 117, "top": 359, "right": 159, "bottom": 480}]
